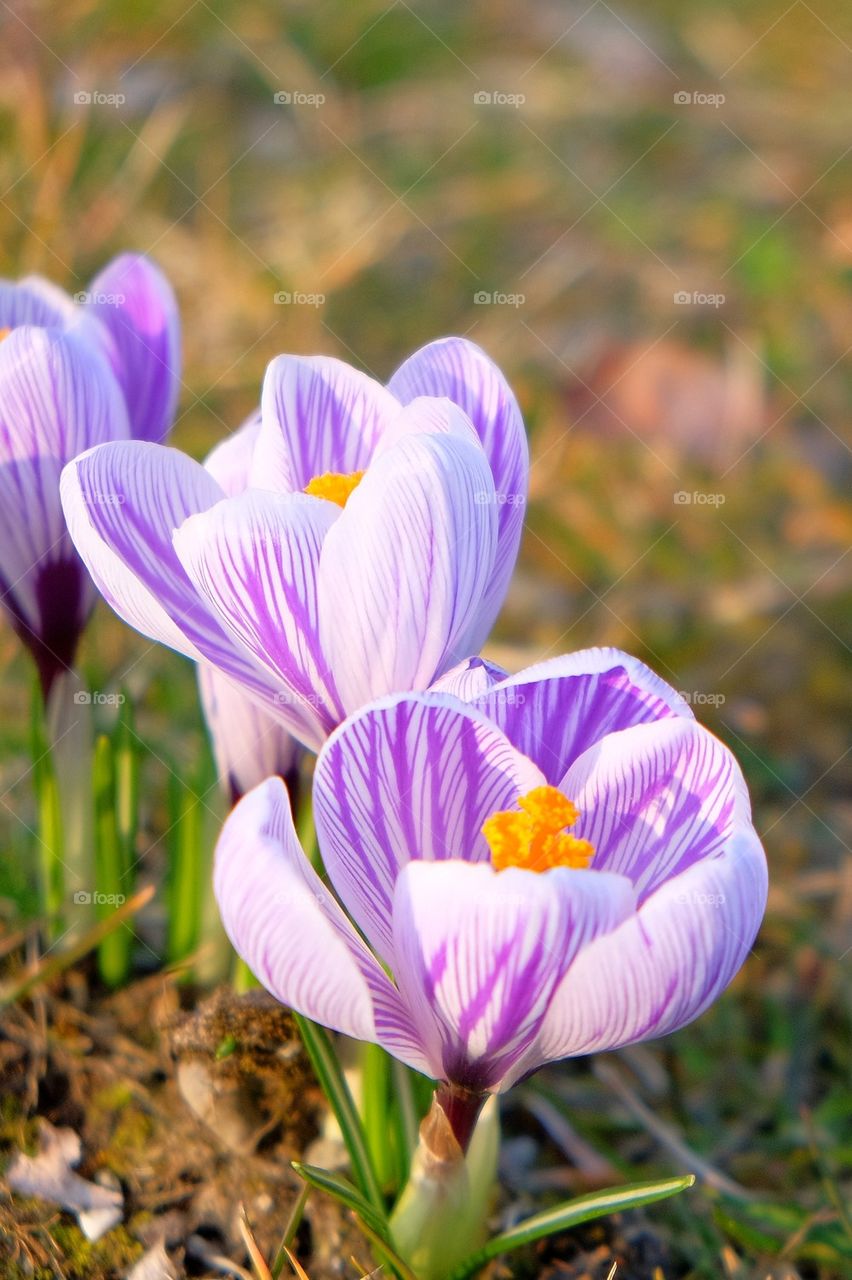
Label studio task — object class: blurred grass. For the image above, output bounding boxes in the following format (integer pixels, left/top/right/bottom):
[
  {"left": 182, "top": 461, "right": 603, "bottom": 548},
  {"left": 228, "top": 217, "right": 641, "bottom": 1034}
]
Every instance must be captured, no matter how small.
[{"left": 0, "top": 0, "right": 850, "bottom": 1275}]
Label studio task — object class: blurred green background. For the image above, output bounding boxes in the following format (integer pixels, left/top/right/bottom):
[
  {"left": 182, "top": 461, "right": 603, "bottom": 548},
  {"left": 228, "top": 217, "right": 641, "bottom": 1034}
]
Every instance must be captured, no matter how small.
[{"left": 0, "top": 0, "right": 850, "bottom": 1274}]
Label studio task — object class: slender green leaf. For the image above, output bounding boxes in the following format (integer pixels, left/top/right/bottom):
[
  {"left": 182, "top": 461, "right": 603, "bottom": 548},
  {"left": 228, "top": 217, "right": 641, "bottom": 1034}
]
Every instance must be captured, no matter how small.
[
  {"left": 291, "top": 1014, "right": 385, "bottom": 1218},
  {"left": 31, "top": 683, "right": 64, "bottom": 929},
  {"left": 390, "top": 1058, "right": 419, "bottom": 1186},
  {"left": 166, "top": 771, "right": 203, "bottom": 966},
  {"left": 292, "top": 1164, "right": 419, "bottom": 1280},
  {"left": 270, "top": 1183, "right": 310, "bottom": 1280},
  {"left": 292, "top": 1162, "right": 389, "bottom": 1244},
  {"left": 93, "top": 734, "right": 133, "bottom": 985},
  {"left": 362, "top": 1041, "right": 394, "bottom": 1190},
  {"left": 448, "top": 1174, "right": 695, "bottom": 1280}
]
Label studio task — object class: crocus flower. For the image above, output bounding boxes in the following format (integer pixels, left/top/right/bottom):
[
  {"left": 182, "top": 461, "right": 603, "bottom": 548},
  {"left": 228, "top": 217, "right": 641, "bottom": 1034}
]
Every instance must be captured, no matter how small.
[
  {"left": 0, "top": 328, "right": 130, "bottom": 695},
  {"left": 214, "top": 648, "right": 767, "bottom": 1149},
  {"left": 0, "top": 255, "right": 180, "bottom": 695},
  {"left": 60, "top": 339, "right": 528, "bottom": 750},
  {"left": 198, "top": 414, "right": 302, "bottom": 805},
  {"left": 0, "top": 253, "right": 181, "bottom": 444}
]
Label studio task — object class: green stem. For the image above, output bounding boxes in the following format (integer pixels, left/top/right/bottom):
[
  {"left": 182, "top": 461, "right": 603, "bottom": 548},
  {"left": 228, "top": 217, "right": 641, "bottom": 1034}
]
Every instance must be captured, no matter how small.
[{"left": 292, "top": 1014, "right": 385, "bottom": 1218}]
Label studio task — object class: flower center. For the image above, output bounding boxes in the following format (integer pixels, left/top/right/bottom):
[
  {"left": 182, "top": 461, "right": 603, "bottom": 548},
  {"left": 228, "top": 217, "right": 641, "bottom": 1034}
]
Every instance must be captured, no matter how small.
[
  {"left": 0, "top": 328, "right": 11, "bottom": 342},
  {"left": 482, "top": 785, "right": 595, "bottom": 873},
  {"left": 303, "top": 469, "right": 365, "bottom": 507}
]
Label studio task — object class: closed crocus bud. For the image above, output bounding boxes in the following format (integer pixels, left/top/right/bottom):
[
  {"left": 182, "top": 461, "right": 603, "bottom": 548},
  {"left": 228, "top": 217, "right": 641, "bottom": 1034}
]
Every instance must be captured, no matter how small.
[
  {"left": 0, "top": 253, "right": 181, "bottom": 446},
  {"left": 0, "top": 327, "right": 129, "bottom": 697},
  {"left": 0, "top": 254, "right": 180, "bottom": 694}
]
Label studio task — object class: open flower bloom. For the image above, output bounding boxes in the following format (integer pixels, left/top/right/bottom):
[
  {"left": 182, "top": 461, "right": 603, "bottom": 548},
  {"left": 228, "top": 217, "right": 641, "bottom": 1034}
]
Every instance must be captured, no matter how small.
[
  {"left": 0, "top": 253, "right": 181, "bottom": 444},
  {"left": 214, "top": 648, "right": 767, "bottom": 1132},
  {"left": 0, "top": 255, "right": 180, "bottom": 695},
  {"left": 60, "top": 338, "right": 528, "bottom": 750},
  {"left": 198, "top": 414, "right": 302, "bottom": 804},
  {"left": 0, "top": 327, "right": 131, "bottom": 695}
]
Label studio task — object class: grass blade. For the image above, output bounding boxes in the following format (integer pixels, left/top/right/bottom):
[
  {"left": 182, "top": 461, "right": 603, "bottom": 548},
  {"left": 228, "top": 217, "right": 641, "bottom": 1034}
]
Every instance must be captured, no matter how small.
[
  {"left": 291, "top": 1015, "right": 385, "bottom": 1219},
  {"left": 292, "top": 1162, "right": 389, "bottom": 1244},
  {"left": 0, "top": 885, "right": 155, "bottom": 1006},
  {"left": 92, "top": 734, "right": 132, "bottom": 986},
  {"left": 448, "top": 1174, "right": 695, "bottom": 1280}
]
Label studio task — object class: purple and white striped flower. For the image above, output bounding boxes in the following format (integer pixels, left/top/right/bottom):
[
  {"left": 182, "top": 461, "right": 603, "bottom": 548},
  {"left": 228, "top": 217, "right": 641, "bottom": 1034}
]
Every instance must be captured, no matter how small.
[
  {"left": 0, "top": 255, "right": 180, "bottom": 694},
  {"left": 1, "top": 254, "right": 181, "bottom": 444},
  {"left": 60, "top": 339, "right": 528, "bottom": 750},
  {"left": 199, "top": 415, "right": 302, "bottom": 804},
  {"left": 214, "top": 648, "right": 767, "bottom": 1144}
]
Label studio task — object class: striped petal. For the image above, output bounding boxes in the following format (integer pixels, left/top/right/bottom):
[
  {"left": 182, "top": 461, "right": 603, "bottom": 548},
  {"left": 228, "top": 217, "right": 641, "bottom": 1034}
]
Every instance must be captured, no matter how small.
[
  {"left": 60, "top": 441, "right": 280, "bottom": 710},
  {"left": 388, "top": 337, "right": 528, "bottom": 632},
  {"left": 85, "top": 254, "right": 181, "bottom": 444},
  {"left": 203, "top": 409, "right": 261, "bottom": 496},
  {"left": 251, "top": 354, "right": 399, "bottom": 492},
  {"left": 198, "top": 665, "right": 301, "bottom": 804},
  {"left": 214, "top": 778, "right": 431, "bottom": 1072},
  {"left": 317, "top": 428, "right": 497, "bottom": 713},
  {"left": 0, "top": 276, "right": 76, "bottom": 329},
  {"left": 390, "top": 860, "right": 635, "bottom": 1091},
  {"left": 474, "top": 648, "right": 693, "bottom": 783},
  {"left": 0, "top": 328, "right": 129, "bottom": 681},
  {"left": 530, "top": 820, "right": 767, "bottom": 1066},
  {"left": 173, "top": 490, "right": 341, "bottom": 747},
  {"left": 563, "top": 718, "right": 747, "bottom": 901},
  {"left": 313, "top": 692, "right": 543, "bottom": 962},
  {"left": 429, "top": 655, "right": 507, "bottom": 700}
]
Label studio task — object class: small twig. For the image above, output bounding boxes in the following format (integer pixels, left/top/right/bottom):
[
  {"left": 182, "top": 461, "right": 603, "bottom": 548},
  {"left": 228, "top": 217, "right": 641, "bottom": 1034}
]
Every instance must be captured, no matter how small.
[{"left": 593, "top": 1059, "right": 757, "bottom": 1200}]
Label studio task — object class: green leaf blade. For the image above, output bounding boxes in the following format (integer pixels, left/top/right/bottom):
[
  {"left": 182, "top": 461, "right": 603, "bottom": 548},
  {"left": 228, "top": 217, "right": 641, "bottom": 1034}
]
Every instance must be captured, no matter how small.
[{"left": 448, "top": 1173, "right": 695, "bottom": 1280}]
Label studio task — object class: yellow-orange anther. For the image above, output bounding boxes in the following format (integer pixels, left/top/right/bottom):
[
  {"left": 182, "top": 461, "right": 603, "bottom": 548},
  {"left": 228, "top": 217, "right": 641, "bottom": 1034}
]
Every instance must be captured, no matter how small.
[
  {"left": 303, "top": 469, "right": 365, "bottom": 507},
  {"left": 483, "top": 785, "right": 595, "bottom": 873},
  {"left": 0, "top": 328, "right": 11, "bottom": 342}
]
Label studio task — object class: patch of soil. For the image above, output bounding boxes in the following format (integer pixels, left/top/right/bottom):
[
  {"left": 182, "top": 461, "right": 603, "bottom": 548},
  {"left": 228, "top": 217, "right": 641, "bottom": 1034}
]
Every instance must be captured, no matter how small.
[{"left": 0, "top": 970, "right": 368, "bottom": 1278}]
